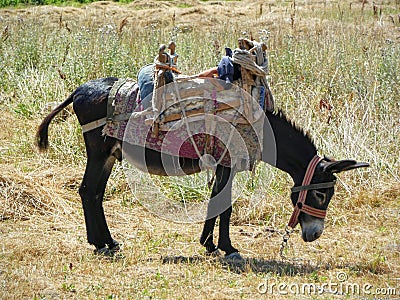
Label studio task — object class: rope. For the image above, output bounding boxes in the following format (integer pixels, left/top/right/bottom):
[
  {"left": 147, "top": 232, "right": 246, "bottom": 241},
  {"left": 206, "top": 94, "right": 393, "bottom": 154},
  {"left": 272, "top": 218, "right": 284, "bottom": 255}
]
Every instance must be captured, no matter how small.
[
  {"left": 232, "top": 42, "right": 274, "bottom": 111},
  {"left": 171, "top": 77, "right": 240, "bottom": 176},
  {"left": 172, "top": 79, "right": 203, "bottom": 160},
  {"left": 231, "top": 44, "right": 268, "bottom": 77}
]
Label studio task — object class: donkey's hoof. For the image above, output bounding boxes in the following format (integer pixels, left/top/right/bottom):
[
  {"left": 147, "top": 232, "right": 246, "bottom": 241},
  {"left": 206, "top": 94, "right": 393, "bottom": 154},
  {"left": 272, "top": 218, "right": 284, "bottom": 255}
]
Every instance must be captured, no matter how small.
[
  {"left": 108, "top": 239, "right": 120, "bottom": 252},
  {"left": 94, "top": 246, "right": 112, "bottom": 256},
  {"left": 224, "top": 252, "right": 243, "bottom": 261},
  {"left": 206, "top": 248, "right": 222, "bottom": 257},
  {"left": 108, "top": 243, "right": 121, "bottom": 254}
]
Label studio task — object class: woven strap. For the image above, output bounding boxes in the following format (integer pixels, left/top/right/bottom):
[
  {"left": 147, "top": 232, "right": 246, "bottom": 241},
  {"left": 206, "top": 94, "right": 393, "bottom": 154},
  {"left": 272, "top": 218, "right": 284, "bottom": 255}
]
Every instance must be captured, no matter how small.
[
  {"left": 288, "top": 156, "right": 328, "bottom": 228},
  {"left": 107, "top": 78, "right": 127, "bottom": 121},
  {"left": 81, "top": 113, "right": 133, "bottom": 133}
]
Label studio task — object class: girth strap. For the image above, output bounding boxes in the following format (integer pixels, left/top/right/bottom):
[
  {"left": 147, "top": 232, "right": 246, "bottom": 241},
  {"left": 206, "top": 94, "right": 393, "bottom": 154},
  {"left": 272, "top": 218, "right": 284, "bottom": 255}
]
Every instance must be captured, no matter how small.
[
  {"left": 81, "top": 79, "right": 137, "bottom": 133},
  {"left": 81, "top": 113, "right": 133, "bottom": 133}
]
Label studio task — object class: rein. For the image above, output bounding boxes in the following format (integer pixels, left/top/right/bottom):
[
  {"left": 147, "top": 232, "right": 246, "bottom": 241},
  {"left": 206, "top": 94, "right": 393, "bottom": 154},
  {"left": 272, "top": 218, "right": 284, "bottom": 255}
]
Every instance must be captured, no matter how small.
[{"left": 287, "top": 155, "right": 336, "bottom": 228}]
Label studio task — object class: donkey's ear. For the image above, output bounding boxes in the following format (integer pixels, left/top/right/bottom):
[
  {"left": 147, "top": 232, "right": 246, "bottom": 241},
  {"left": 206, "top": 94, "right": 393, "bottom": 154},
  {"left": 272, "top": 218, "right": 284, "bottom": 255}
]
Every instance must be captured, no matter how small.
[
  {"left": 340, "top": 161, "right": 370, "bottom": 172},
  {"left": 323, "top": 160, "right": 369, "bottom": 173}
]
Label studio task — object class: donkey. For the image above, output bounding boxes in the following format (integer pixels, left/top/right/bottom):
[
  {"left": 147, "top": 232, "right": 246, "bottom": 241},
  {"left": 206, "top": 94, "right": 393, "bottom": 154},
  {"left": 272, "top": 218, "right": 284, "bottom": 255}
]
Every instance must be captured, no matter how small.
[{"left": 36, "top": 77, "right": 368, "bottom": 257}]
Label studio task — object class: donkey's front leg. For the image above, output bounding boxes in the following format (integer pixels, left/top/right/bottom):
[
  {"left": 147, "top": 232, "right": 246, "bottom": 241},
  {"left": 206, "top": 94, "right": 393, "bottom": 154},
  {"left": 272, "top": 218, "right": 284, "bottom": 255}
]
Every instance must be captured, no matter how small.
[
  {"left": 200, "top": 165, "right": 238, "bottom": 256},
  {"left": 200, "top": 217, "right": 218, "bottom": 254},
  {"left": 218, "top": 206, "right": 239, "bottom": 256}
]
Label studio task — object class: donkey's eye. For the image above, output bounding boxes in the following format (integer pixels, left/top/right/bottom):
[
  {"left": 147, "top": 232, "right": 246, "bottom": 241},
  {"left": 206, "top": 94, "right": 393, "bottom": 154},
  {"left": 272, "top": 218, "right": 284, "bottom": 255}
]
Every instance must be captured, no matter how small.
[{"left": 313, "top": 190, "right": 326, "bottom": 205}]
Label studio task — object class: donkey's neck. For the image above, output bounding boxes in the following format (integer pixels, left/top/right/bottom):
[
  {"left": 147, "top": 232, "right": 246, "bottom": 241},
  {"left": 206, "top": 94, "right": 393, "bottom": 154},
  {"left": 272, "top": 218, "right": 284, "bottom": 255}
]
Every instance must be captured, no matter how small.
[{"left": 261, "top": 111, "right": 317, "bottom": 184}]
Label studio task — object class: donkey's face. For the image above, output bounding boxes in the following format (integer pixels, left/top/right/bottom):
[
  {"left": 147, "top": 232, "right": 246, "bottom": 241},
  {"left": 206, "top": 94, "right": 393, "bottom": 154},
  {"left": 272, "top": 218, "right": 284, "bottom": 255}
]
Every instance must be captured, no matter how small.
[{"left": 291, "top": 159, "right": 369, "bottom": 242}]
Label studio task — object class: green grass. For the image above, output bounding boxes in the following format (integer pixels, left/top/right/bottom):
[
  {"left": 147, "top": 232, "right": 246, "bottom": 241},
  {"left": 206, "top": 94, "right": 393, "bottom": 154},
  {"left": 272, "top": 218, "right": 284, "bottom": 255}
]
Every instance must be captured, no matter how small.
[
  {"left": 0, "top": 0, "right": 87, "bottom": 8},
  {"left": 0, "top": 0, "right": 242, "bottom": 8}
]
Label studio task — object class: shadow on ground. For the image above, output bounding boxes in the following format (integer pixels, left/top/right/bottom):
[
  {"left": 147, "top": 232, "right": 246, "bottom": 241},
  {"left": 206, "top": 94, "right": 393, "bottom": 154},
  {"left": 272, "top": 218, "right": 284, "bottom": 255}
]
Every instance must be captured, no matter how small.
[
  {"left": 160, "top": 254, "right": 390, "bottom": 276},
  {"left": 161, "top": 255, "right": 320, "bottom": 275}
]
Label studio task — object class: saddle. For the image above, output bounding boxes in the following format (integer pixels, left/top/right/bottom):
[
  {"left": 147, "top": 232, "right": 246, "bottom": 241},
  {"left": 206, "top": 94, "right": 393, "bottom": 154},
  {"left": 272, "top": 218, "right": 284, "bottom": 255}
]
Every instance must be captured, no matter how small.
[
  {"left": 102, "top": 39, "right": 272, "bottom": 171},
  {"left": 137, "top": 38, "right": 274, "bottom": 132}
]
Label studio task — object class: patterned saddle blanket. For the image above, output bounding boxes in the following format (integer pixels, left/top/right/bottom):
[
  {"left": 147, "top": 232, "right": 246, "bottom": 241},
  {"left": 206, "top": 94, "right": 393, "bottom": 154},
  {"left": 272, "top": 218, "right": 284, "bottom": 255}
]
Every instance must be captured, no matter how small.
[{"left": 102, "top": 78, "right": 264, "bottom": 171}]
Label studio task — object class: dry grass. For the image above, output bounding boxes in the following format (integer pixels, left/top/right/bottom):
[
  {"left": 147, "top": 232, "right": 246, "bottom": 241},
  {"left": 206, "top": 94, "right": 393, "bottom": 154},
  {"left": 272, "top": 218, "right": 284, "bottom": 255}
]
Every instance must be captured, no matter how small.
[{"left": 0, "top": 0, "right": 399, "bottom": 299}]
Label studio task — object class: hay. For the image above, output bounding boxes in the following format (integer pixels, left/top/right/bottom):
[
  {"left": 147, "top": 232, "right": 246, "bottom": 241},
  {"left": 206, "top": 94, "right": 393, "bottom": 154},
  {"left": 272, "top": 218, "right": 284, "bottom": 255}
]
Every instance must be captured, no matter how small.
[{"left": 0, "top": 166, "right": 80, "bottom": 221}]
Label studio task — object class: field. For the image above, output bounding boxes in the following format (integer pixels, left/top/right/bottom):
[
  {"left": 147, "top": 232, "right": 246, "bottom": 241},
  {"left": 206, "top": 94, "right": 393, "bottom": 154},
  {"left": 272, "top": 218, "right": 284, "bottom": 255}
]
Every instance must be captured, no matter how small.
[{"left": 0, "top": 0, "right": 399, "bottom": 298}]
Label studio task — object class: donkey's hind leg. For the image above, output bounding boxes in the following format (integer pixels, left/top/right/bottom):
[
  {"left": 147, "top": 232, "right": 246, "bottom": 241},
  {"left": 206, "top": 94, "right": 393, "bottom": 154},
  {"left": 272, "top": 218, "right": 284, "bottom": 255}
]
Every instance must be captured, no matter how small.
[{"left": 79, "top": 131, "right": 120, "bottom": 254}]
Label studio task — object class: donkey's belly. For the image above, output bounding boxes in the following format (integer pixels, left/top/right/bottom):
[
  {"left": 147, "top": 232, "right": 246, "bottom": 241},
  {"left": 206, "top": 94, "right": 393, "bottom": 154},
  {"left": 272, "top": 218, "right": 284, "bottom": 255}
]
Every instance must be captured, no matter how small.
[{"left": 122, "top": 143, "right": 201, "bottom": 176}]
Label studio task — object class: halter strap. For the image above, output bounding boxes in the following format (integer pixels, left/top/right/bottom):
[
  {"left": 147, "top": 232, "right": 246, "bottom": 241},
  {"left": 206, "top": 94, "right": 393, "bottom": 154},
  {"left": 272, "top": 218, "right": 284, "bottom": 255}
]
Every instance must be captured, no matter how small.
[
  {"left": 288, "top": 155, "right": 334, "bottom": 228},
  {"left": 291, "top": 181, "right": 336, "bottom": 193}
]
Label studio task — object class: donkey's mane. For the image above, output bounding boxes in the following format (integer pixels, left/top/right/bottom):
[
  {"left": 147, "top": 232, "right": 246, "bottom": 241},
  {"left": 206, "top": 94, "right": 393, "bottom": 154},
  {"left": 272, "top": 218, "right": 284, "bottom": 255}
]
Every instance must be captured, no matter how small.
[{"left": 270, "top": 109, "right": 316, "bottom": 148}]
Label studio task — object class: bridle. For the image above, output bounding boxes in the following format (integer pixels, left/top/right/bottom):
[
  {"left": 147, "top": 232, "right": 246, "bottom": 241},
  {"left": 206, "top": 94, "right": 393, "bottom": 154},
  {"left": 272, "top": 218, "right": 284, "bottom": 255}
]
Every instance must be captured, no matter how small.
[{"left": 287, "top": 155, "right": 336, "bottom": 228}]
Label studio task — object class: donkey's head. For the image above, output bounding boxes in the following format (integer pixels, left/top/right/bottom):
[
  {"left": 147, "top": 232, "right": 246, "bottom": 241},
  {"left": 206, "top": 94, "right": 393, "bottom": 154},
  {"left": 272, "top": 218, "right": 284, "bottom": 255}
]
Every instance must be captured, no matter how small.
[{"left": 290, "top": 157, "right": 369, "bottom": 242}]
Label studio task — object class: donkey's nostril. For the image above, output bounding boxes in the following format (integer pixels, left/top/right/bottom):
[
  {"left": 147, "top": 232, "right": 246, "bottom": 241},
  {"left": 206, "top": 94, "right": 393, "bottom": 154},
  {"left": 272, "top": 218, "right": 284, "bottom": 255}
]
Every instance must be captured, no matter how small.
[{"left": 313, "top": 230, "right": 322, "bottom": 240}]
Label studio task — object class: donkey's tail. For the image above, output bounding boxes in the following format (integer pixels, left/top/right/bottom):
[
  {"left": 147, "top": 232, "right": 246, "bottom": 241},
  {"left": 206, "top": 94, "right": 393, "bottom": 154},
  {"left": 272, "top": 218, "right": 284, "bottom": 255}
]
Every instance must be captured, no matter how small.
[{"left": 36, "top": 92, "right": 74, "bottom": 151}]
